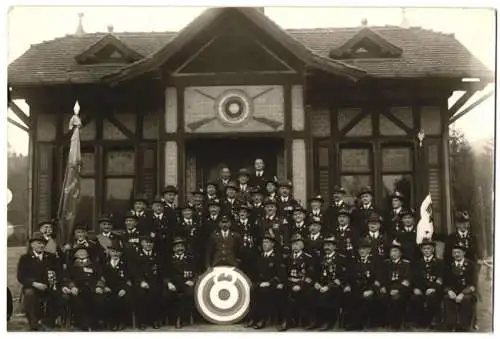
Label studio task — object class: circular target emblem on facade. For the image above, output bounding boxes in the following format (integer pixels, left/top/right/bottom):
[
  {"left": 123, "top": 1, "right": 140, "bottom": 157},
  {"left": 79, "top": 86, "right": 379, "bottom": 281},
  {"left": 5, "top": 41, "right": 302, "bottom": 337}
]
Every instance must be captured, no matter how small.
[
  {"left": 215, "top": 90, "right": 253, "bottom": 126},
  {"left": 195, "top": 266, "right": 252, "bottom": 324}
]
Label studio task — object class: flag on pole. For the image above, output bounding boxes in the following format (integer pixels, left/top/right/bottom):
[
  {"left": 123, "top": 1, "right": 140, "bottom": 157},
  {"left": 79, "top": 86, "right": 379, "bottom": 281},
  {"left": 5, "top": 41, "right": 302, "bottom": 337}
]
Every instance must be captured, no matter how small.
[
  {"left": 57, "top": 101, "right": 82, "bottom": 245},
  {"left": 416, "top": 193, "right": 434, "bottom": 244}
]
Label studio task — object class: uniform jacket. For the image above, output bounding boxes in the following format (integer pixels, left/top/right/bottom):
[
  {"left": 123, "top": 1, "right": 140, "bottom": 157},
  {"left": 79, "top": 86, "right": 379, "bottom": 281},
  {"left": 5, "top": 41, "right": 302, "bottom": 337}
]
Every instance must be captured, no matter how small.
[
  {"left": 42, "top": 237, "right": 64, "bottom": 263},
  {"left": 122, "top": 228, "right": 143, "bottom": 258},
  {"left": 102, "top": 257, "right": 132, "bottom": 291},
  {"left": 413, "top": 256, "right": 444, "bottom": 291},
  {"left": 286, "top": 251, "right": 314, "bottom": 286},
  {"left": 65, "top": 260, "right": 105, "bottom": 291},
  {"left": 65, "top": 239, "right": 103, "bottom": 268},
  {"left": 305, "top": 232, "right": 324, "bottom": 260},
  {"left": 206, "top": 230, "right": 242, "bottom": 268},
  {"left": 316, "top": 252, "right": 349, "bottom": 288},
  {"left": 393, "top": 225, "right": 419, "bottom": 262},
  {"left": 150, "top": 212, "right": 174, "bottom": 242},
  {"left": 251, "top": 203, "right": 265, "bottom": 221},
  {"left": 236, "top": 184, "right": 252, "bottom": 204},
  {"left": 350, "top": 254, "right": 383, "bottom": 292},
  {"left": 352, "top": 204, "right": 380, "bottom": 234},
  {"left": 174, "top": 218, "right": 200, "bottom": 254},
  {"left": 250, "top": 171, "right": 272, "bottom": 190},
  {"left": 364, "top": 232, "right": 391, "bottom": 260},
  {"left": 307, "top": 209, "right": 326, "bottom": 226},
  {"left": 131, "top": 210, "right": 153, "bottom": 236},
  {"left": 381, "top": 258, "right": 412, "bottom": 292},
  {"left": 130, "top": 249, "right": 164, "bottom": 285},
  {"left": 289, "top": 221, "right": 309, "bottom": 239},
  {"left": 324, "top": 201, "right": 349, "bottom": 232},
  {"left": 165, "top": 253, "right": 197, "bottom": 291},
  {"left": 257, "top": 215, "right": 291, "bottom": 252},
  {"left": 384, "top": 207, "right": 404, "bottom": 237},
  {"left": 96, "top": 232, "right": 122, "bottom": 255},
  {"left": 217, "top": 178, "right": 232, "bottom": 193},
  {"left": 163, "top": 202, "right": 179, "bottom": 229},
  {"left": 444, "top": 258, "right": 477, "bottom": 295},
  {"left": 221, "top": 198, "right": 243, "bottom": 219},
  {"left": 276, "top": 196, "right": 299, "bottom": 221},
  {"left": 17, "top": 251, "right": 62, "bottom": 290},
  {"left": 234, "top": 218, "right": 258, "bottom": 250},
  {"left": 444, "top": 231, "right": 479, "bottom": 263},
  {"left": 254, "top": 249, "right": 286, "bottom": 286},
  {"left": 332, "top": 224, "right": 359, "bottom": 260}
]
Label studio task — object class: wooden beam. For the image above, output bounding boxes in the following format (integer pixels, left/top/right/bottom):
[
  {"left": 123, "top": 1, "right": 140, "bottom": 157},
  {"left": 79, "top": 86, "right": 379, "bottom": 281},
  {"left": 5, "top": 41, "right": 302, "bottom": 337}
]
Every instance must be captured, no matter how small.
[
  {"left": 448, "top": 90, "right": 477, "bottom": 117},
  {"left": 8, "top": 100, "right": 31, "bottom": 128},
  {"left": 107, "top": 114, "right": 136, "bottom": 140},
  {"left": 449, "top": 90, "right": 494, "bottom": 124},
  {"left": 339, "top": 108, "right": 369, "bottom": 136},
  {"left": 8, "top": 118, "right": 29, "bottom": 133},
  {"left": 380, "top": 109, "right": 412, "bottom": 134}
]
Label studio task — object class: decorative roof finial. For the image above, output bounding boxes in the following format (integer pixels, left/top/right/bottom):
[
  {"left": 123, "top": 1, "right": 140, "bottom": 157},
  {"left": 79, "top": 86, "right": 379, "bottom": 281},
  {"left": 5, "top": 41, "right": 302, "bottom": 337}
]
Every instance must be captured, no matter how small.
[
  {"left": 107, "top": 24, "right": 114, "bottom": 33},
  {"left": 400, "top": 8, "right": 410, "bottom": 28},
  {"left": 76, "top": 12, "right": 85, "bottom": 35},
  {"left": 361, "top": 18, "right": 368, "bottom": 27}
]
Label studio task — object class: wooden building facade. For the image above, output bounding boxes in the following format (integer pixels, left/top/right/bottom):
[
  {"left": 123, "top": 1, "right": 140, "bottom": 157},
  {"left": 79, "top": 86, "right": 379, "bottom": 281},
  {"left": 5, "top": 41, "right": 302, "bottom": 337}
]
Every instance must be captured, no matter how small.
[{"left": 8, "top": 8, "right": 492, "bottom": 234}]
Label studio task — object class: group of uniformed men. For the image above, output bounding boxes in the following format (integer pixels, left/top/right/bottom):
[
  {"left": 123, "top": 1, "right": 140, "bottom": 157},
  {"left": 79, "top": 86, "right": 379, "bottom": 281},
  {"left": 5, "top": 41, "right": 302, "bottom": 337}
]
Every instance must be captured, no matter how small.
[{"left": 17, "top": 159, "right": 479, "bottom": 332}]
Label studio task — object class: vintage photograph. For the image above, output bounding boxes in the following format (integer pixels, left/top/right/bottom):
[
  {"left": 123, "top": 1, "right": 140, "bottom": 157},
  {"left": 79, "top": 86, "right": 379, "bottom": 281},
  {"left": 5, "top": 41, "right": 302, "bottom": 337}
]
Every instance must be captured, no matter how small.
[{"left": 6, "top": 5, "right": 495, "bottom": 332}]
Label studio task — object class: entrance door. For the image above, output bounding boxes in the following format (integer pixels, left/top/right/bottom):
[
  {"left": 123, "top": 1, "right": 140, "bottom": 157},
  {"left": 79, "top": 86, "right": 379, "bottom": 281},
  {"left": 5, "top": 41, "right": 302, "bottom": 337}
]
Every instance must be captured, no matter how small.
[{"left": 192, "top": 137, "right": 282, "bottom": 188}]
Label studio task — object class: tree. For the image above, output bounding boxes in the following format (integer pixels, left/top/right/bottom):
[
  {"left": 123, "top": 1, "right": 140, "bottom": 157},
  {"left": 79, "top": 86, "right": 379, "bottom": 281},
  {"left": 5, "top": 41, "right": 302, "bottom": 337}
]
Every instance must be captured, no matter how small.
[{"left": 7, "top": 144, "right": 29, "bottom": 226}]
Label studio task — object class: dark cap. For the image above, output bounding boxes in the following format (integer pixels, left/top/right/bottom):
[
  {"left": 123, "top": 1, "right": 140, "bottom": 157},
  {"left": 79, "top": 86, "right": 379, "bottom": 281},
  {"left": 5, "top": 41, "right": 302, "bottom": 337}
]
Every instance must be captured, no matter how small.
[
  {"left": 191, "top": 187, "right": 205, "bottom": 196},
  {"left": 263, "top": 198, "right": 278, "bottom": 207},
  {"left": 452, "top": 243, "right": 467, "bottom": 251},
  {"left": 323, "top": 235, "right": 336, "bottom": 245},
  {"left": 74, "top": 224, "right": 88, "bottom": 232},
  {"left": 367, "top": 211, "right": 383, "bottom": 223},
  {"left": 108, "top": 239, "right": 123, "bottom": 251},
  {"left": 250, "top": 186, "right": 265, "bottom": 195},
  {"left": 358, "top": 186, "right": 373, "bottom": 197},
  {"left": 419, "top": 238, "right": 436, "bottom": 248},
  {"left": 206, "top": 181, "right": 218, "bottom": 188},
  {"left": 134, "top": 193, "right": 149, "bottom": 204},
  {"left": 279, "top": 179, "right": 293, "bottom": 188},
  {"left": 262, "top": 231, "right": 277, "bottom": 242},
  {"left": 333, "top": 185, "right": 347, "bottom": 194},
  {"left": 98, "top": 214, "right": 112, "bottom": 224},
  {"left": 225, "top": 181, "right": 238, "bottom": 190},
  {"left": 337, "top": 207, "right": 352, "bottom": 217},
  {"left": 265, "top": 178, "right": 278, "bottom": 186},
  {"left": 390, "top": 240, "right": 403, "bottom": 250},
  {"left": 293, "top": 205, "right": 307, "bottom": 214},
  {"left": 139, "top": 235, "right": 154, "bottom": 243},
  {"left": 124, "top": 211, "right": 138, "bottom": 220},
  {"left": 207, "top": 199, "right": 221, "bottom": 208},
  {"left": 309, "top": 194, "right": 324, "bottom": 203},
  {"left": 400, "top": 208, "right": 416, "bottom": 218},
  {"left": 29, "top": 232, "right": 47, "bottom": 244},
  {"left": 358, "top": 238, "right": 372, "bottom": 249},
  {"left": 391, "top": 191, "right": 405, "bottom": 201},
  {"left": 289, "top": 233, "right": 305, "bottom": 244},
  {"left": 455, "top": 210, "right": 470, "bottom": 222},
  {"left": 181, "top": 203, "right": 195, "bottom": 211},
  {"left": 220, "top": 214, "right": 232, "bottom": 223},
  {"left": 172, "top": 237, "right": 186, "bottom": 246},
  {"left": 238, "top": 205, "right": 252, "bottom": 213},
  {"left": 162, "top": 185, "right": 178, "bottom": 194},
  {"left": 238, "top": 168, "right": 251, "bottom": 177}
]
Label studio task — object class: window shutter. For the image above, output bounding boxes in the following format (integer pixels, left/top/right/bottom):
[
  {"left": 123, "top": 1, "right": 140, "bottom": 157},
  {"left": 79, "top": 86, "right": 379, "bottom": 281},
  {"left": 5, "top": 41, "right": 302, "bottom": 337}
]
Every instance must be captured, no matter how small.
[
  {"left": 37, "top": 144, "right": 53, "bottom": 224},
  {"left": 139, "top": 145, "right": 157, "bottom": 198}
]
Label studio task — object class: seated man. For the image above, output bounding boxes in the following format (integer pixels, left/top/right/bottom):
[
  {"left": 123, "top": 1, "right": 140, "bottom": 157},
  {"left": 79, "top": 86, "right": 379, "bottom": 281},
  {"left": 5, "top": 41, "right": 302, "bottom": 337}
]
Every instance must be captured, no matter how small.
[
  {"left": 101, "top": 240, "right": 133, "bottom": 331},
  {"left": 63, "top": 247, "right": 106, "bottom": 331},
  {"left": 17, "top": 232, "right": 64, "bottom": 330},
  {"left": 64, "top": 224, "right": 103, "bottom": 268},
  {"left": 380, "top": 241, "right": 412, "bottom": 330},
  {"left": 164, "top": 237, "right": 197, "bottom": 328},
  {"left": 443, "top": 243, "right": 477, "bottom": 332},
  {"left": 248, "top": 231, "right": 286, "bottom": 330},
  {"left": 410, "top": 238, "right": 444, "bottom": 328},
  {"left": 311, "top": 235, "right": 350, "bottom": 331}
]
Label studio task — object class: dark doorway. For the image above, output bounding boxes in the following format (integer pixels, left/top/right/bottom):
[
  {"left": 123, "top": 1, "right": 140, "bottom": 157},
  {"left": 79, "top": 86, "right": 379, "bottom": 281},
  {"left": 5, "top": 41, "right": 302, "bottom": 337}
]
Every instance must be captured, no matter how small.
[{"left": 189, "top": 137, "right": 283, "bottom": 187}]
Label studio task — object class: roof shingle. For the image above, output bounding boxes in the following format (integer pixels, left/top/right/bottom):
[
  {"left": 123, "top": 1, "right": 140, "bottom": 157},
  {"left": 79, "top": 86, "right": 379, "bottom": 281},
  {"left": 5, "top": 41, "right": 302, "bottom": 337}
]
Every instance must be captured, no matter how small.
[{"left": 8, "top": 23, "right": 491, "bottom": 85}]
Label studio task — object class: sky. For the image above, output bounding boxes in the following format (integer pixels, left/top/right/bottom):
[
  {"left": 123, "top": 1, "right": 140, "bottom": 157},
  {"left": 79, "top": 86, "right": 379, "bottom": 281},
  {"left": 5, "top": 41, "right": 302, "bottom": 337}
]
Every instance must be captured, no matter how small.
[{"left": 6, "top": 5, "right": 496, "bottom": 154}]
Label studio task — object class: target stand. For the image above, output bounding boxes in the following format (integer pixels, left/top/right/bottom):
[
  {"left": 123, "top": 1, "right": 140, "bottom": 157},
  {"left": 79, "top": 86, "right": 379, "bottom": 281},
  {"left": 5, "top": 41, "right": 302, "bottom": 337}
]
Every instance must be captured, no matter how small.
[{"left": 194, "top": 266, "right": 252, "bottom": 325}]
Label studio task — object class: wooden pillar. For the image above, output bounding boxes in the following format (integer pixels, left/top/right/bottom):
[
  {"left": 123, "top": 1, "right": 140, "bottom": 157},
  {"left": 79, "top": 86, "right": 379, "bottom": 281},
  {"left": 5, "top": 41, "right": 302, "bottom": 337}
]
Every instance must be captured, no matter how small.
[
  {"left": 441, "top": 99, "right": 452, "bottom": 233},
  {"left": 284, "top": 83, "right": 293, "bottom": 180},
  {"left": 176, "top": 86, "right": 186, "bottom": 203},
  {"left": 27, "top": 102, "right": 37, "bottom": 236}
]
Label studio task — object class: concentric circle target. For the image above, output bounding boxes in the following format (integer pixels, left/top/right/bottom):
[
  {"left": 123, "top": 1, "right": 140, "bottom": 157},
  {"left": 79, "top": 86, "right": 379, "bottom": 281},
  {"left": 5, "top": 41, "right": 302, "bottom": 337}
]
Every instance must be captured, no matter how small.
[
  {"left": 195, "top": 266, "right": 252, "bottom": 324},
  {"left": 214, "top": 90, "right": 253, "bottom": 126}
]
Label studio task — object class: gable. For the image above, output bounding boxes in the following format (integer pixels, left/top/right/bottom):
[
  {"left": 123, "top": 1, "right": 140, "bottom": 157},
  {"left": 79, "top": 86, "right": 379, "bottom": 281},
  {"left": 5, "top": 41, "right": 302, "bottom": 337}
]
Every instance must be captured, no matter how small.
[
  {"left": 75, "top": 34, "right": 143, "bottom": 64},
  {"left": 329, "top": 27, "right": 403, "bottom": 59},
  {"left": 175, "top": 30, "right": 295, "bottom": 74}
]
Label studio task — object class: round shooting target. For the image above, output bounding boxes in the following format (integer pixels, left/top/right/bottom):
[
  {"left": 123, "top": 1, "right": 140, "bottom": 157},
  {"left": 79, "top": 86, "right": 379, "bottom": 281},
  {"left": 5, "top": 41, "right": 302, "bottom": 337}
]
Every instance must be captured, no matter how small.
[{"left": 215, "top": 90, "right": 253, "bottom": 126}]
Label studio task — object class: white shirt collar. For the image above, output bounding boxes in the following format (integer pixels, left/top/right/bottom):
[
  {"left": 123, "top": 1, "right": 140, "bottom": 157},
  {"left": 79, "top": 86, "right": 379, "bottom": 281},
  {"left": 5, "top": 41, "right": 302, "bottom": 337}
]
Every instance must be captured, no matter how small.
[
  {"left": 293, "top": 251, "right": 303, "bottom": 258},
  {"left": 458, "top": 230, "right": 468, "bottom": 237},
  {"left": 240, "top": 218, "right": 248, "bottom": 225},
  {"left": 33, "top": 251, "right": 43, "bottom": 260},
  {"left": 363, "top": 203, "right": 372, "bottom": 209},
  {"left": 102, "top": 232, "right": 111, "bottom": 237},
  {"left": 264, "top": 249, "right": 274, "bottom": 257},
  {"left": 296, "top": 221, "right": 305, "bottom": 227},
  {"left": 311, "top": 233, "right": 319, "bottom": 240},
  {"left": 281, "top": 196, "right": 289, "bottom": 202},
  {"left": 143, "top": 250, "right": 152, "bottom": 256},
  {"left": 154, "top": 213, "right": 163, "bottom": 218},
  {"left": 424, "top": 255, "right": 434, "bottom": 262},
  {"left": 128, "top": 228, "right": 137, "bottom": 233},
  {"left": 455, "top": 259, "right": 465, "bottom": 266},
  {"left": 184, "top": 218, "right": 193, "bottom": 224},
  {"left": 370, "top": 231, "right": 379, "bottom": 238},
  {"left": 256, "top": 171, "right": 263, "bottom": 176}
]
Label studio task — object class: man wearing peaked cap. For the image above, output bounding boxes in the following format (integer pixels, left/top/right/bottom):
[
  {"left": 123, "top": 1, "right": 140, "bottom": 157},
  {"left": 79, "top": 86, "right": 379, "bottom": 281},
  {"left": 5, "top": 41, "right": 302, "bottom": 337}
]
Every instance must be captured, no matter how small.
[
  {"left": 221, "top": 181, "right": 243, "bottom": 219},
  {"left": 265, "top": 178, "right": 279, "bottom": 201},
  {"left": 250, "top": 186, "right": 266, "bottom": 220},
  {"left": 250, "top": 229, "right": 286, "bottom": 330},
  {"left": 445, "top": 210, "right": 478, "bottom": 263},
  {"left": 205, "top": 214, "right": 242, "bottom": 269},
  {"left": 352, "top": 186, "right": 379, "bottom": 235},
  {"left": 393, "top": 207, "right": 419, "bottom": 263},
  {"left": 131, "top": 193, "right": 153, "bottom": 237},
  {"left": 290, "top": 205, "right": 309, "bottom": 239},
  {"left": 150, "top": 195, "right": 171, "bottom": 257},
  {"left": 161, "top": 185, "right": 179, "bottom": 231},
  {"left": 410, "top": 237, "right": 444, "bottom": 329},
  {"left": 164, "top": 236, "right": 197, "bottom": 329},
  {"left": 277, "top": 179, "right": 299, "bottom": 224},
  {"left": 258, "top": 197, "right": 290, "bottom": 257},
  {"left": 333, "top": 206, "right": 359, "bottom": 261},
  {"left": 324, "top": 185, "right": 348, "bottom": 233},
  {"left": 307, "top": 194, "right": 325, "bottom": 227}
]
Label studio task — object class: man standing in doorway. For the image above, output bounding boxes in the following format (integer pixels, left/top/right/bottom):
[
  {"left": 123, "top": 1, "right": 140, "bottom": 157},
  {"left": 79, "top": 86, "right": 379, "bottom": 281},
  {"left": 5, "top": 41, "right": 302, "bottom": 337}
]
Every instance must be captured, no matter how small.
[
  {"left": 251, "top": 158, "right": 271, "bottom": 189},
  {"left": 217, "top": 167, "right": 232, "bottom": 193}
]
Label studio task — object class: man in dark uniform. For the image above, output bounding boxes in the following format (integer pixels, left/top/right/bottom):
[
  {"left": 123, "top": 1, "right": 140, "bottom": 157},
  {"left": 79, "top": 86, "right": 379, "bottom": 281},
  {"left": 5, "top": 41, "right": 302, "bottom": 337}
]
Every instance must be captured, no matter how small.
[
  {"left": 307, "top": 194, "right": 325, "bottom": 226},
  {"left": 277, "top": 180, "right": 299, "bottom": 223},
  {"left": 191, "top": 188, "right": 206, "bottom": 220},
  {"left": 174, "top": 204, "right": 200, "bottom": 265},
  {"left": 352, "top": 186, "right": 378, "bottom": 235},
  {"left": 216, "top": 167, "right": 232, "bottom": 193},
  {"left": 234, "top": 205, "right": 258, "bottom": 279},
  {"left": 236, "top": 168, "right": 252, "bottom": 203},
  {"left": 250, "top": 158, "right": 271, "bottom": 189},
  {"left": 443, "top": 244, "right": 478, "bottom": 331},
  {"left": 96, "top": 214, "right": 122, "bottom": 258},
  {"left": 305, "top": 221, "right": 324, "bottom": 263},
  {"left": 348, "top": 239, "right": 383, "bottom": 330},
  {"left": 221, "top": 181, "right": 243, "bottom": 220},
  {"left": 380, "top": 241, "right": 412, "bottom": 330},
  {"left": 63, "top": 247, "right": 106, "bottom": 331},
  {"left": 311, "top": 235, "right": 350, "bottom": 330},
  {"left": 199, "top": 200, "right": 222, "bottom": 260},
  {"left": 162, "top": 185, "right": 179, "bottom": 228},
  {"left": 101, "top": 240, "right": 133, "bottom": 331},
  {"left": 410, "top": 238, "right": 444, "bottom": 328},
  {"left": 249, "top": 186, "right": 266, "bottom": 221},
  {"left": 164, "top": 237, "right": 197, "bottom": 328},
  {"left": 289, "top": 205, "right": 309, "bottom": 238},
  {"left": 265, "top": 179, "right": 279, "bottom": 201},
  {"left": 64, "top": 224, "right": 103, "bottom": 269},
  {"left": 38, "top": 220, "right": 64, "bottom": 265},
  {"left": 250, "top": 232, "right": 286, "bottom": 330},
  {"left": 130, "top": 235, "right": 166, "bottom": 329},
  {"left": 131, "top": 193, "right": 153, "bottom": 236},
  {"left": 257, "top": 198, "right": 291, "bottom": 257},
  {"left": 121, "top": 212, "right": 143, "bottom": 259},
  {"left": 206, "top": 214, "right": 242, "bottom": 268},
  {"left": 393, "top": 208, "right": 419, "bottom": 263},
  {"left": 364, "top": 211, "right": 390, "bottom": 261},
  {"left": 445, "top": 210, "right": 479, "bottom": 263},
  {"left": 324, "top": 185, "right": 348, "bottom": 233},
  {"left": 150, "top": 195, "right": 172, "bottom": 256},
  {"left": 17, "top": 232, "right": 64, "bottom": 330},
  {"left": 333, "top": 207, "right": 359, "bottom": 260},
  {"left": 385, "top": 191, "right": 405, "bottom": 238},
  {"left": 283, "top": 234, "right": 315, "bottom": 330}
]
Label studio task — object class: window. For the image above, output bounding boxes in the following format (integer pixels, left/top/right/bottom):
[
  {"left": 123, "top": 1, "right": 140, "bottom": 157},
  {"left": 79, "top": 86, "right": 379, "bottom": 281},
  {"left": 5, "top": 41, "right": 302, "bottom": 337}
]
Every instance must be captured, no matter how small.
[
  {"left": 315, "top": 142, "right": 330, "bottom": 198},
  {"left": 340, "top": 146, "right": 373, "bottom": 202},
  {"left": 104, "top": 150, "right": 135, "bottom": 228},
  {"left": 381, "top": 145, "right": 413, "bottom": 207}
]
